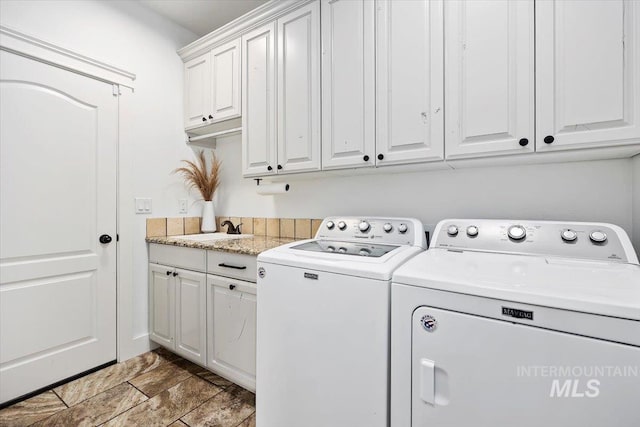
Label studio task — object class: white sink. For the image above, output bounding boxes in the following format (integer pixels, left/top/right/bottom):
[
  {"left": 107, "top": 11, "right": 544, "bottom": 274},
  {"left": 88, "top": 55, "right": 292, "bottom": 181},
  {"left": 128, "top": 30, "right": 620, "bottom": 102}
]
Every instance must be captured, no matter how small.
[{"left": 172, "top": 233, "right": 253, "bottom": 242}]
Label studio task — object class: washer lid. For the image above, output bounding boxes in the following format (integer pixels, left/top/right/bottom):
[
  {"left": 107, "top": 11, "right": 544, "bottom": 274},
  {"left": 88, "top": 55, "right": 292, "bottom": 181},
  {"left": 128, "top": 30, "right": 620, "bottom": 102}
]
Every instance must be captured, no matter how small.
[
  {"left": 392, "top": 250, "right": 640, "bottom": 320},
  {"left": 258, "top": 239, "right": 424, "bottom": 280}
]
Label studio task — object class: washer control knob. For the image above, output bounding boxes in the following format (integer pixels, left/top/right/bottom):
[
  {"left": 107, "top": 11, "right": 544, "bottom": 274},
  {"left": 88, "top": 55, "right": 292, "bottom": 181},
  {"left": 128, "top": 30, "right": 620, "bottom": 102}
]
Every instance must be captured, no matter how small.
[
  {"left": 338, "top": 247, "right": 347, "bottom": 254},
  {"left": 359, "top": 248, "right": 371, "bottom": 257},
  {"left": 326, "top": 221, "right": 335, "bottom": 230},
  {"left": 447, "top": 225, "right": 459, "bottom": 236},
  {"left": 508, "top": 225, "right": 527, "bottom": 240},
  {"left": 327, "top": 246, "right": 335, "bottom": 252},
  {"left": 561, "top": 229, "right": 577, "bottom": 242},
  {"left": 589, "top": 230, "right": 607, "bottom": 243},
  {"left": 337, "top": 221, "right": 347, "bottom": 230},
  {"left": 466, "top": 225, "right": 479, "bottom": 237},
  {"left": 383, "top": 223, "right": 393, "bottom": 233},
  {"left": 358, "top": 221, "right": 370, "bottom": 232},
  {"left": 398, "top": 223, "right": 408, "bottom": 234}
]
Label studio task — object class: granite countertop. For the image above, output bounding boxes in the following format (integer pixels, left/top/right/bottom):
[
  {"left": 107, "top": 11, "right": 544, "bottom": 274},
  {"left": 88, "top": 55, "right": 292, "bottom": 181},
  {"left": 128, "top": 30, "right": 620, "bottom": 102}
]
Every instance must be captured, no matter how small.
[{"left": 145, "top": 234, "right": 299, "bottom": 256}]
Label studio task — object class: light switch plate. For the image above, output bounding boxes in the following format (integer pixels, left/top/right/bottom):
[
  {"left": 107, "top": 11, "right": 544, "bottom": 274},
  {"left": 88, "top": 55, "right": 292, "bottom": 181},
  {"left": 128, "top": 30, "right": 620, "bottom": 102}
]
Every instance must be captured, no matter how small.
[
  {"left": 135, "top": 197, "right": 152, "bottom": 214},
  {"left": 178, "top": 199, "right": 188, "bottom": 214}
]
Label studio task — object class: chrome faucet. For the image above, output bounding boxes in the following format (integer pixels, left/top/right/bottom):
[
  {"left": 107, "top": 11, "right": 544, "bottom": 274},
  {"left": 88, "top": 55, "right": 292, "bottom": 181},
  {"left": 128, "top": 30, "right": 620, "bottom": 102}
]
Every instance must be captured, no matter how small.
[{"left": 221, "top": 220, "right": 242, "bottom": 235}]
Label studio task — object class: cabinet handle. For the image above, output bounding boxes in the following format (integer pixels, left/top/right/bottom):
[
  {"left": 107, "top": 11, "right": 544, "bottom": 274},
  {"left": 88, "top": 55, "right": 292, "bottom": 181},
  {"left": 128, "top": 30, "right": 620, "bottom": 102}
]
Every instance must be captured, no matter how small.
[
  {"left": 363, "top": 155, "right": 369, "bottom": 162},
  {"left": 229, "top": 284, "right": 236, "bottom": 290},
  {"left": 218, "top": 263, "right": 247, "bottom": 270},
  {"left": 519, "top": 138, "right": 529, "bottom": 147},
  {"left": 208, "top": 114, "right": 214, "bottom": 119},
  {"left": 377, "top": 153, "right": 384, "bottom": 160},
  {"left": 544, "top": 135, "right": 555, "bottom": 144},
  {"left": 277, "top": 164, "right": 283, "bottom": 170},
  {"left": 267, "top": 165, "right": 273, "bottom": 171},
  {"left": 202, "top": 117, "right": 207, "bottom": 122}
]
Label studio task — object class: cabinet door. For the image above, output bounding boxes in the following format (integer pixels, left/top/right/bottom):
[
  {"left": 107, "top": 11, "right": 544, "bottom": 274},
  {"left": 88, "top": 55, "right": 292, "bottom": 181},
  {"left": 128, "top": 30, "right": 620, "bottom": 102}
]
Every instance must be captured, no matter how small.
[
  {"left": 376, "top": 0, "right": 444, "bottom": 165},
  {"left": 445, "top": 0, "right": 534, "bottom": 159},
  {"left": 184, "top": 52, "right": 211, "bottom": 129},
  {"left": 242, "top": 22, "right": 277, "bottom": 177},
  {"left": 149, "top": 264, "right": 174, "bottom": 349},
  {"left": 277, "top": 2, "right": 321, "bottom": 173},
  {"left": 210, "top": 39, "right": 241, "bottom": 122},
  {"left": 321, "top": 0, "right": 375, "bottom": 170},
  {"left": 174, "top": 268, "right": 206, "bottom": 365},
  {"left": 207, "top": 275, "right": 257, "bottom": 391},
  {"left": 536, "top": 0, "right": 640, "bottom": 151}
]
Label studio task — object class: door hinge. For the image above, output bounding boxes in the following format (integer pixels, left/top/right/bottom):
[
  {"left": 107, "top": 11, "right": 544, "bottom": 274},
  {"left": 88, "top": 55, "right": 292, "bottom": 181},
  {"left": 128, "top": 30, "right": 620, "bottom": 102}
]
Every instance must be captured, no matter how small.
[{"left": 112, "top": 84, "right": 121, "bottom": 96}]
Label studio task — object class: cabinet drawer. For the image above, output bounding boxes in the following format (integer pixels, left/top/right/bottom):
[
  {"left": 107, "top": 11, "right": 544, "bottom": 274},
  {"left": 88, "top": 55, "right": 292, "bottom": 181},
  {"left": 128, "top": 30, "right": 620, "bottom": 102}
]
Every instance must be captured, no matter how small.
[
  {"left": 149, "top": 244, "right": 206, "bottom": 272},
  {"left": 207, "top": 251, "right": 257, "bottom": 282}
]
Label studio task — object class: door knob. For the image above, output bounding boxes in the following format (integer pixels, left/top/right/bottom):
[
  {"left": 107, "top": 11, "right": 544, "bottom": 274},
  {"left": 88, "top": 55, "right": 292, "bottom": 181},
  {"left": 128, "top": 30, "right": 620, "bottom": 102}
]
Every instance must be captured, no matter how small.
[
  {"left": 99, "top": 234, "right": 112, "bottom": 244},
  {"left": 544, "top": 135, "right": 554, "bottom": 144},
  {"left": 519, "top": 138, "right": 529, "bottom": 146},
  {"left": 377, "top": 153, "right": 384, "bottom": 160},
  {"left": 202, "top": 117, "right": 207, "bottom": 122},
  {"left": 363, "top": 155, "right": 369, "bottom": 161},
  {"left": 208, "top": 114, "right": 214, "bottom": 119},
  {"left": 267, "top": 165, "right": 273, "bottom": 171}
]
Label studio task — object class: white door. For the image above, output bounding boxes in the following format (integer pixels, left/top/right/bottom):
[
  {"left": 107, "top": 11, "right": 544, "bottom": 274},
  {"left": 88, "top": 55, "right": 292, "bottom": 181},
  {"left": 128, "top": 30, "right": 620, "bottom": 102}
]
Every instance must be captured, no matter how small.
[
  {"left": 536, "top": 0, "right": 640, "bottom": 151},
  {"left": 0, "top": 51, "right": 117, "bottom": 403},
  {"left": 445, "top": 0, "right": 534, "bottom": 159},
  {"left": 174, "top": 268, "right": 206, "bottom": 365},
  {"left": 376, "top": 0, "right": 444, "bottom": 166},
  {"left": 411, "top": 306, "right": 640, "bottom": 426},
  {"left": 149, "top": 264, "right": 175, "bottom": 349},
  {"left": 321, "top": 0, "right": 375, "bottom": 170},
  {"left": 184, "top": 52, "right": 211, "bottom": 128},
  {"left": 242, "top": 22, "right": 277, "bottom": 177},
  {"left": 277, "top": 2, "right": 321, "bottom": 174},
  {"left": 210, "top": 39, "right": 241, "bottom": 122},
  {"left": 207, "top": 275, "right": 257, "bottom": 392}
]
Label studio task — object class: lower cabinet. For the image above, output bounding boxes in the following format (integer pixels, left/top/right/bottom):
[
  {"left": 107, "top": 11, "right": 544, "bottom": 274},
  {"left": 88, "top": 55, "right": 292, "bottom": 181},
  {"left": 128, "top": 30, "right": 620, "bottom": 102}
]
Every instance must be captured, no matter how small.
[
  {"left": 149, "top": 263, "right": 207, "bottom": 365},
  {"left": 207, "top": 274, "right": 257, "bottom": 392}
]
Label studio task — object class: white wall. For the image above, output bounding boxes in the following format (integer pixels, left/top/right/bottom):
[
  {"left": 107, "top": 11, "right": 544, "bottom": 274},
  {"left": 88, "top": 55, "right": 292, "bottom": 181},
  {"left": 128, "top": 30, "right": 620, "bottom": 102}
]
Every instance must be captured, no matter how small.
[
  {"left": 0, "top": 0, "right": 199, "bottom": 360},
  {"left": 215, "top": 135, "right": 636, "bottom": 252},
  {"left": 633, "top": 155, "right": 640, "bottom": 258}
]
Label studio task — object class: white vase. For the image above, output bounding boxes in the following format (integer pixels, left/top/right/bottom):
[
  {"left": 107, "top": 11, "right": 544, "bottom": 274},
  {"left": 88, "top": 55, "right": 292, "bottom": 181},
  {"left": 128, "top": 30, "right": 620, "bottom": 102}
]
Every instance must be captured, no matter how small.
[{"left": 201, "top": 200, "right": 216, "bottom": 233}]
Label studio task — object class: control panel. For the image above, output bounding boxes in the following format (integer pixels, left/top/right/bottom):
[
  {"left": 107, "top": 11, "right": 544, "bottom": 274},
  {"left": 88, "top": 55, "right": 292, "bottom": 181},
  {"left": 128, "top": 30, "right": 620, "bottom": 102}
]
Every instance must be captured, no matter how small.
[
  {"left": 315, "top": 217, "right": 426, "bottom": 248},
  {"left": 433, "top": 219, "right": 637, "bottom": 263}
]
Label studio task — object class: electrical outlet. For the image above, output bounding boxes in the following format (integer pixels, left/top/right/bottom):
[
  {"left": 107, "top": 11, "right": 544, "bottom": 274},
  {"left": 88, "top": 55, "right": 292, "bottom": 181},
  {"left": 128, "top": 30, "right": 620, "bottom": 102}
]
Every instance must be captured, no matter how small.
[
  {"left": 179, "top": 199, "right": 188, "bottom": 214},
  {"left": 135, "top": 198, "right": 152, "bottom": 214}
]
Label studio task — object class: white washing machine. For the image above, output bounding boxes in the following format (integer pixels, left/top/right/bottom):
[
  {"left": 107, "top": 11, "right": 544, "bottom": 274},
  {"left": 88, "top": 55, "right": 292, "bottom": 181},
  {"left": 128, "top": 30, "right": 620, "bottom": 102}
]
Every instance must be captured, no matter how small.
[
  {"left": 257, "top": 217, "right": 426, "bottom": 427},
  {"left": 391, "top": 219, "right": 640, "bottom": 427}
]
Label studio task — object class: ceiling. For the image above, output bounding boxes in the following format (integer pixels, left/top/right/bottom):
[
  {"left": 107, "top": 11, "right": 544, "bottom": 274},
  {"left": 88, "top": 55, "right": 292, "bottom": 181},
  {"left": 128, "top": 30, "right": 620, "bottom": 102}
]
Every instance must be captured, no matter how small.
[{"left": 139, "top": 0, "right": 269, "bottom": 37}]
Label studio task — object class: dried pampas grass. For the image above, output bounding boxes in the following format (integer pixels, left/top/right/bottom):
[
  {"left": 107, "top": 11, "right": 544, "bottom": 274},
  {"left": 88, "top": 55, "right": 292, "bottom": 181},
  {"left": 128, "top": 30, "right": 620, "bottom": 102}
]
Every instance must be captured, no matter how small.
[{"left": 173, "top": 151, "right": 221, "bottom": 201}]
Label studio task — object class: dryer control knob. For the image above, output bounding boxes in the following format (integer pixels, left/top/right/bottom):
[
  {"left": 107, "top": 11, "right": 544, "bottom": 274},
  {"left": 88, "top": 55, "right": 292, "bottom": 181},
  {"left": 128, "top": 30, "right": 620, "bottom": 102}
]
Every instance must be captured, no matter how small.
[
  {"left": 561, "top": 229, "right": 577, "bottom": 242},
  {"left": 398, "top": 223, "right": 408, "bottom": 234},
  {"left": 447, "top": 225, "right": 459, "bottom": 236},
  {"left": 508, "top": 225, "right": 527, "bottom": 240},
  {"left": 337, "top": 221, "right": 347, "bottom": 230},
  {"left": 383, "top": 223, "right": 393, "bottom": 233},
  {"left": 589, "top": 230, "right": 607, "bottom": 243},
  {"left": 359, "top": 221, "right": 370, "bottom": 232},
  {"left": 338, "top": 247, "right": 347, "bottom": 253},
  {"left": 466, "top": 225, "right": 479, "bottom": 237},
  {"left": 326, "top": 221, "right": 335, "bottom": 230}
]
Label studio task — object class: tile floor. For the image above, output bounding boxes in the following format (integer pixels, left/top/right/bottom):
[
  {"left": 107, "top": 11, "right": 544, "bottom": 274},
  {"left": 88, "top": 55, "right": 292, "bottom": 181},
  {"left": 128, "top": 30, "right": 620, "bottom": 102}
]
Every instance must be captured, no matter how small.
[{"left": 0, "top": 348, "right": 255, "bottom": 427}]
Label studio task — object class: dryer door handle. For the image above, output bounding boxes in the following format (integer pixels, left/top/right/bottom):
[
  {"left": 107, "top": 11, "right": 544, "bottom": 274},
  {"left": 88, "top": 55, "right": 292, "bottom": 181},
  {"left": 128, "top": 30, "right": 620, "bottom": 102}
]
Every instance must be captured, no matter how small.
[{"left": 420, "top": 358, "right": 435, "bottom": 405}]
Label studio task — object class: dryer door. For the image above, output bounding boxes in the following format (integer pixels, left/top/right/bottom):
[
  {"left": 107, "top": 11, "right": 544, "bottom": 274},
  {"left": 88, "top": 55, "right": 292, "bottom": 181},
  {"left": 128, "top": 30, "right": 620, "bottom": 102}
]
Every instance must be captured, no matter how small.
[{"left": 411, "top": 306, "right": 640, "bottom": 427}]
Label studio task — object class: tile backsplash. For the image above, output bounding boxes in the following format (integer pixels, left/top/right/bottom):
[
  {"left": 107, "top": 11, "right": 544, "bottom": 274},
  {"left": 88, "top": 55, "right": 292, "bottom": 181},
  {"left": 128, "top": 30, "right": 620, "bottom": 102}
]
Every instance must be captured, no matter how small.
[{"left": 146, "top": 216, "right": 323, "bottom": 239}]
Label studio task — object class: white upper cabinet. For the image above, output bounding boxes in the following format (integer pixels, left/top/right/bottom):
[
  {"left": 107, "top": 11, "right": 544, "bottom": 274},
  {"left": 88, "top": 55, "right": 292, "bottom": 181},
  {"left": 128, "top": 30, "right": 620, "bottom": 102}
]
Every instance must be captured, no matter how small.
[
  {"left": 536, "top": 0, "right": 640, "bottom": 151},
  {"left": 445, "top": 0, "right": 535, "bottom": 159},
  {"left": 210, "top": 39, "right": 241, "bottom": 122},
  {"left": 242, "top": 22, "right": 277, "bottom": 177},
  {"left": 184, "top": 38, "right": 241, "bottom": 129},
  {"left": 321, "top": 0, "right": 375, "bottom": 170},
  {"left": 277, "top": 2, "right": 321, "bottom": 174},
  {"left": 184, "top": 53, "right": 211, "bottom": 128},
  {"left": 376, "top": 0, "right": 444, "bottom": 166}
]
